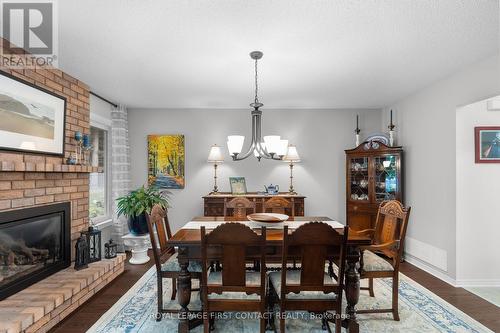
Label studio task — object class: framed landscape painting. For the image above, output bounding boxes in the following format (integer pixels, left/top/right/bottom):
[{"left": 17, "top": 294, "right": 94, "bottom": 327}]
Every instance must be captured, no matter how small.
[
  {"left": 0, "top": 71, "right": 66, "bottom": 155},
  {"left": 475, "top": 127, "right": 500, "bottom": 163},
  {"left": 148, "top": 135, "right": 185, "bottom": 189}
]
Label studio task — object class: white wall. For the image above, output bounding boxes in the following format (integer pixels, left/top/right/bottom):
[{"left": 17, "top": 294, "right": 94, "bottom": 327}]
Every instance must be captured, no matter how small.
[
  {"left": 90, "top": 94, "right": 113, "bottom": 125},
  {"left": 384, "top": 54, "right": 500, "bottom": 281},
  {"left": 128, "top": 108, "right": 381, "bottom": 231},
  {"left": 456, "top": 96, "right": 500, "bottom": 286}
]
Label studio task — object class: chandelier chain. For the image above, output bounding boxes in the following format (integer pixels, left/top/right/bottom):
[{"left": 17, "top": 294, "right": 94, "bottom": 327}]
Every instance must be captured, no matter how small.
[{"left": 254, "top": 58, "right": 259, "bottom": 104}]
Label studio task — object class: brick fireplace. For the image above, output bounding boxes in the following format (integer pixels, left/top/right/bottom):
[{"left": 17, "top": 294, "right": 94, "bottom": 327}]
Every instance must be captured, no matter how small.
[{"left": 0, "top": 38, "right": 125, "bottom": 333}]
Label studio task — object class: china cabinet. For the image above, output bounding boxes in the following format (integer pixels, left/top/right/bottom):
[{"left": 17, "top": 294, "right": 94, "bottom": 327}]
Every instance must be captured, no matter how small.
[{"left": 345, "top": 141, "right": 403, "bottom": 230}]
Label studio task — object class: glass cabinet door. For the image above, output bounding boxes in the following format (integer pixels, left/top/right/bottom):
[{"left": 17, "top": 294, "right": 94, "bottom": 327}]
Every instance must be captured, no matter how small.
[
  {"left": 374, "top": 155, "right": 398, "bottom": 202},
  {"left": 349, "top": 157, "right": 369, "bottom": 201}
]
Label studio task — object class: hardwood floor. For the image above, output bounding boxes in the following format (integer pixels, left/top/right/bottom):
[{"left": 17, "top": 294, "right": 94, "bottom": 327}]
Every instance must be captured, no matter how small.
[
  {"left": 399, "top": 263, "right": 500, "bottom": 331},
  {"left": 50, "top": 253, "right": 500, "bottom": 332}
]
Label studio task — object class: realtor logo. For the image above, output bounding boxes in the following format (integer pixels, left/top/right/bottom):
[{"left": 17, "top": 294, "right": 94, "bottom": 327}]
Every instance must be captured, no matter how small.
[{"left": 1, "top": 0, "right": 58, "bottom": 67}]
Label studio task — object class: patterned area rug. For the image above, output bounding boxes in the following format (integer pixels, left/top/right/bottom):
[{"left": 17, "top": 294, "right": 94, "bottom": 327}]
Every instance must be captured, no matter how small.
[{"left": 88, "top": 266, "right": 492, "bottom": 333}]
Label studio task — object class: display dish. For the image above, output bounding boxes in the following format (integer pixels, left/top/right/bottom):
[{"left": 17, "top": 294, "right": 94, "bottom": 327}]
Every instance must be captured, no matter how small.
[{"left": 247, "top": 213, "right": 289, "bottom": 227}]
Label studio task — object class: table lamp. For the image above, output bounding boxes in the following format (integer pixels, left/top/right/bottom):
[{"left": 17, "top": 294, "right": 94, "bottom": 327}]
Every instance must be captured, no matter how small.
[
  {"left": 207, "top": 144, "right": 224, "bottom": 193},
  {"left": 283, "top": 145, "right": 301, "bottom": 194}
]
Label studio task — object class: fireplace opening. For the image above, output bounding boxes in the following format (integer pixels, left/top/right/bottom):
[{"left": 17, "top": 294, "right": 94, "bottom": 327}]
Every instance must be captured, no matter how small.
[{"left": 0, "top": 202, "right": 71, "bottom": 301}]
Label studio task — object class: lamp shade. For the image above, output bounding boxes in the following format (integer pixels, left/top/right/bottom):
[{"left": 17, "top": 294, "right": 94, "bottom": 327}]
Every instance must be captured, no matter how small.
[
  {"left": 276, "top": 139, "right": 289, "bottom": 156},
  {"left": 263, "top": 135, "right": 281, "bottom": 154},
  {"left": 207, "top": 144, "right": 224, "bottom": 162},
  {"left": 284, "top": 145, "right": 301, "bottom": 162},
  {"left": 227, "top": 135, "right": 245, "bottom": 155}
]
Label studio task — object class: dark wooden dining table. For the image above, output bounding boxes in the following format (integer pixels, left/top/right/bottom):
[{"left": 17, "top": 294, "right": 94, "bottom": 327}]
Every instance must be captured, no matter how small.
[{"left": 167, "top": 216, "right": 371, "bottom": 333}]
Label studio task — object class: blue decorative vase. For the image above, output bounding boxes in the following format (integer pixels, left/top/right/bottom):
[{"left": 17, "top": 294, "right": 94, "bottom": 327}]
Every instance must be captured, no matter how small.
[{"left": 127, "top": 213, "right": 149, "bottom": 236}]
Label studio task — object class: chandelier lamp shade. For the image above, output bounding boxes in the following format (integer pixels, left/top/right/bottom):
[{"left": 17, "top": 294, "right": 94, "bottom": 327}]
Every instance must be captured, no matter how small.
[{"left": 227, "top": 51, "right": 290, "bottom": 162}]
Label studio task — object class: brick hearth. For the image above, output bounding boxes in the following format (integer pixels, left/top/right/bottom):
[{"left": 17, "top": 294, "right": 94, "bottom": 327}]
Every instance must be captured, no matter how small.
[{"left": 0, "top": 255, "right": 125, "bottom": 333}]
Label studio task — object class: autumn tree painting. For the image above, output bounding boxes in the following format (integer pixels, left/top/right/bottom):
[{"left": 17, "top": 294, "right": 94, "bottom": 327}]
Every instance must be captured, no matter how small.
[{"left": 148, "top": 135, "right": 185, "bottom": 189}]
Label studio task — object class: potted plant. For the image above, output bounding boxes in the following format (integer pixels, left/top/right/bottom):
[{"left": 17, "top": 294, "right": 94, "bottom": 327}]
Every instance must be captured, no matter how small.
[{"left": 116, "top": 186, "right": 170, "bottom": 236}]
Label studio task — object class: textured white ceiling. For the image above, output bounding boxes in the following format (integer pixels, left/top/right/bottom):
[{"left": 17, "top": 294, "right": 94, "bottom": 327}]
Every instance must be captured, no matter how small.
[{"left": 58, "top": 0, "right": 499, "bottom": 109}]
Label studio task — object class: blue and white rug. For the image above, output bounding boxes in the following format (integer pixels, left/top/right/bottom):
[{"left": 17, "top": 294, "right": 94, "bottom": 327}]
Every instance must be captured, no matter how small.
[{"left": 88, "top": 267, "right": 492, "bottom": 333}]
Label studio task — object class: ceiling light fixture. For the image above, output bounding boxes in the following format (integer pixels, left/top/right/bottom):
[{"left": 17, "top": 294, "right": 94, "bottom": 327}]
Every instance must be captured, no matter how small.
[{"left": 227, "top": 51, "right": 288, "bottom": 161}]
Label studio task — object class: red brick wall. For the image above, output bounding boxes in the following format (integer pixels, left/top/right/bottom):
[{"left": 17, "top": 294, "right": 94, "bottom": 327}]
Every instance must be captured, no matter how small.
[{"left": 0, "top": 38, "right": 91, "bottom": 257}]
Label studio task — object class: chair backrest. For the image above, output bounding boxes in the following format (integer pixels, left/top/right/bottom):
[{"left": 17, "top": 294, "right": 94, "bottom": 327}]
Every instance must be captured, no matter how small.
[
  {"left": 224, "top": 197, "right": 256, "bottom": 220},
  {"left": 201, "top": 223, "right": 266, "bottom": 297},
  {"left": 146, "top": 204, "right": 174, "bottom": 272},
  {"left": 373, "top": 200, "right": 411, "bottom": 260},
  {"left": 264, "top": 197, "right": 292, "bottom": 215},
  {"left": 281, "top": 222, "right": 348, "bottom": 298}
]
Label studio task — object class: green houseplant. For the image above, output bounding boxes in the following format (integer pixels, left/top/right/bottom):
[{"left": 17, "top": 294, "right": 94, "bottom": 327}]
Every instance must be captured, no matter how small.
[{"left": 116, "top": 186, "right": 169, "bottom": 236}]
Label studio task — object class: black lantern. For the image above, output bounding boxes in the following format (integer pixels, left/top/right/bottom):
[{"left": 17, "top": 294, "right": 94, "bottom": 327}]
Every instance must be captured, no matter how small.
[
  {"left": 74, "top": 235, "right": 89, "bottom": 270},
  {"left": 81, "top": 226, "right": 101, "bottom": 263},
  {"left": 105, "top": 239, "right": 118, "bottom": 259}
]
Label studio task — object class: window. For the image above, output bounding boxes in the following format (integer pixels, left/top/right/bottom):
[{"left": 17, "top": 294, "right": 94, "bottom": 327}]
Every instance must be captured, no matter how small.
[{"left": 89, "top": 126, "right": 109, "bottom": 222}]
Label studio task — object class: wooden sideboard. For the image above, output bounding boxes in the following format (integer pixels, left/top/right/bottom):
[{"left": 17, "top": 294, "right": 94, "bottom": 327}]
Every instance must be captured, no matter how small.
[{"left": 203, "top": 193, "right": 305, "bottom": 217}]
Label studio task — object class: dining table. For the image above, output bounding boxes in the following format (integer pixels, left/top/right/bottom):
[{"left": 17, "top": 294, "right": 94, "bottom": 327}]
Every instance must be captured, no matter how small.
[{"left": 167, "top": 216, "right": 371, "bottom": 333}]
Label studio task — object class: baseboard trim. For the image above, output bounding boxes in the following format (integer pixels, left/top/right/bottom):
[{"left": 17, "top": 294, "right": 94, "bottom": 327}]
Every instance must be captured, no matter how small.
[
  {"left": 456, "top": 279, "right": 500, "bottom": 287},
  {"left": 403, "top": 253, "right": 457, "bottom": 287}
]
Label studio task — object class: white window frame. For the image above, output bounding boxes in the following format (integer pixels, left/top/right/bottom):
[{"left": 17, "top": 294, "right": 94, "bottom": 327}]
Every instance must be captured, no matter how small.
[{"left": 90, "top": 114, "right": 112, "bottom": 228}]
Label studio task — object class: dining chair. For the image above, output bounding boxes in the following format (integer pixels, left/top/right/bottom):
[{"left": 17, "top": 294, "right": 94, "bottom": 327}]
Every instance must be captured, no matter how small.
[
  {"left": 201, "top": 223, "right": 267, "bottom": 333},
  {"left": 268, "top": 222, "right": 348, "bottom": 333},
  {"left": 224, "top": 197, "right": 256, "bottom": 219},
  {"left": 352, "top": 200, "right": 411, "bottom": 321},
  {"left": 146, "top": 204, "right": 203, "bottom": 321},
  {"left": 263, "top": 197, "right": 294, "bottom": 216}
]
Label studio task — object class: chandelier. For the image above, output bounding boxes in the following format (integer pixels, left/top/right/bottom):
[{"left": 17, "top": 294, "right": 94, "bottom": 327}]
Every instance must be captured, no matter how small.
[{"left": 227, "top": 51, "right": 289, "bottom": 161}]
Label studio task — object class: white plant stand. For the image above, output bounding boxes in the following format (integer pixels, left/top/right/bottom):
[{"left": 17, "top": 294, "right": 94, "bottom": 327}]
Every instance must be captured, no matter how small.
[{"left": 122, "top": 233, "right": 150, "bottom": 264}]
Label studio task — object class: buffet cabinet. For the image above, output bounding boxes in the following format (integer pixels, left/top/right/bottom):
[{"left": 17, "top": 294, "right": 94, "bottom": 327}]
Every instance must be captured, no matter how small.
[
  {"left": 345, "top": 141, "right": 403, "bottom": 230},
  {"left": 203, "top": 193, "right": 305, "bottom": 217}
]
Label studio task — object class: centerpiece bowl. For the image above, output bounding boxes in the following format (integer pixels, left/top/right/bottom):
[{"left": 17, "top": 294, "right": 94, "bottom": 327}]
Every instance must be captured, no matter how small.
[{"left": 247, "top": 213, "right": 289, "bottom": 227}]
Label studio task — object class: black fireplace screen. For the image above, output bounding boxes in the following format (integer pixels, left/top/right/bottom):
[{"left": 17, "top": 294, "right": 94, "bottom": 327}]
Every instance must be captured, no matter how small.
[{"left": 0, "top": 202, "right": 70, "bottom": 300}]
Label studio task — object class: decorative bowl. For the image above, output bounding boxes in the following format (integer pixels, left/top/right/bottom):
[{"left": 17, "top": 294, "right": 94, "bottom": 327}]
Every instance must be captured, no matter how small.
[{"left": 247, "top": 213, "right": 289, "bottom": 227}]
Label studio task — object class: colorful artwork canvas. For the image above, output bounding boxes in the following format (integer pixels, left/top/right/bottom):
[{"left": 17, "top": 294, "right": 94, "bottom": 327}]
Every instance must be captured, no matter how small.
[{"left": 148, "top": 135, "right": 185, "bottom": 189}]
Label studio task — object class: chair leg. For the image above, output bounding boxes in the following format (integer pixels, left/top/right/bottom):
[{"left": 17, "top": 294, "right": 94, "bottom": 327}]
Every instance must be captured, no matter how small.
[
  {"left": 368, "top": 277, "right": 375, "bottom": 297},
  {"left": 260, "top": 314, "right": 266, "bottom": 333},
  {"left": 171, "top": 277, "right": 177, "bottom": 300},
  {"left": 279, "top": 312, "right": 285, "bottom": 333},
  {"left": 335, "top": 318, "right": 341, "bottom": 333},
  {"left": 203, "top": 312, "right": 210, "bottom": 333},
  {"left": 392, "top": 274, "right": 400, "bottom": 321},
  {"left": 157, "top": 277, "right": 163, "bottom": 322}
]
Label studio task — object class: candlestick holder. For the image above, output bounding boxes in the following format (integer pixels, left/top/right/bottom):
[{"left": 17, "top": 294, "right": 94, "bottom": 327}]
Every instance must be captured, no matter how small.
[
  {"left": 388, "top": 110, "right": 396, "bottom": 146},
  {"left": 355, "top": 115, "right": 361, "bottom": 146}
]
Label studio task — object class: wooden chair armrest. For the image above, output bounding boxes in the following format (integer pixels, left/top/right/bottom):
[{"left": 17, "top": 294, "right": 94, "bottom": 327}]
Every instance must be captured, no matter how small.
[
  {"left": 349, "top": 228, "right": 375, "bottom": 237},
  {"left": 359, "top": 240, "right": 400, "bottom": 252}
]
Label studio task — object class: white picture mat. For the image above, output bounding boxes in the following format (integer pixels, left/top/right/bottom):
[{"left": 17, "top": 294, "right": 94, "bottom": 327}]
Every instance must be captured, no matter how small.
[{"left": 0, "top": 73, "right": 65, "bottom": 154}]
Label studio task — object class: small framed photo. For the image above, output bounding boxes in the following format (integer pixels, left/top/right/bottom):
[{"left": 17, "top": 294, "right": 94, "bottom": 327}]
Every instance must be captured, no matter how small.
[
  {"left": 475, "top": 127, "right": 500, "bottom": 163},
  {"left": 229, "top": 177, "right": 247, "bottom": 195}
]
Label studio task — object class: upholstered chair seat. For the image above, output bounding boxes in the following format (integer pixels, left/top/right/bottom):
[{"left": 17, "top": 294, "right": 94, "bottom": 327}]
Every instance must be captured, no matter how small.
[
  {"left": 362, "top": 250, "right": 394, "bottom": 272},
  {"left": 161, "top": 252, "right": 203, "bottom": 273},
  {"left": 268, "top": 271, "right": 337, "bottom": 300}
]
